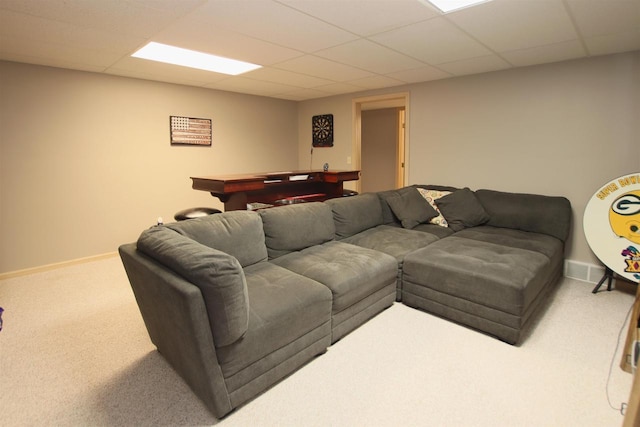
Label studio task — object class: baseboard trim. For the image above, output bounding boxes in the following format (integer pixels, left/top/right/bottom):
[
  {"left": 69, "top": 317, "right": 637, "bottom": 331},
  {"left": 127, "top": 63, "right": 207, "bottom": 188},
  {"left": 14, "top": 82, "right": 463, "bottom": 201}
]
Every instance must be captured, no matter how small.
[{"left": 0, "top": 252, "right": 118, "bottom": 280}]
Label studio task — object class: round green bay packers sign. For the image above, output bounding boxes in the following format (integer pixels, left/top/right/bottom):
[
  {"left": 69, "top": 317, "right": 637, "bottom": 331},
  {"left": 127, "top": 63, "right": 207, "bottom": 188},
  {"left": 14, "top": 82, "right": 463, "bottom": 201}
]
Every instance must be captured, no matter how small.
[{"left": 584, "top": 172, "right": 640, "bottom": 283}]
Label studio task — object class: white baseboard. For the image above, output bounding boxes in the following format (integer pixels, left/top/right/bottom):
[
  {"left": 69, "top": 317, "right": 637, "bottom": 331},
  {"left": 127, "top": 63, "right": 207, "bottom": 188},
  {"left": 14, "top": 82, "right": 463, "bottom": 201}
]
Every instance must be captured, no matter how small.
[
  {"left": 0, "top": 252, "right": 118, "bottom": 280},
  {"left": 564, "top": 259, "right": 606, "bottom": 284}
]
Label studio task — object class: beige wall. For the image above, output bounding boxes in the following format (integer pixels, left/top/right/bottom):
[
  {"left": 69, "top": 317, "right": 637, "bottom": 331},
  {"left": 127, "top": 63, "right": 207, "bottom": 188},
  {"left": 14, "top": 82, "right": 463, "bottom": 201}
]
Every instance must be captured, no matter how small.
[
  {"left": 2, "top": 52, "right": 638, "bottom": 273},
  {"left": 0, "top": 61, "right": 298, "bottom": 273},
  {"left": 298, "top": 51, "right": 640, "bottom": 266}
]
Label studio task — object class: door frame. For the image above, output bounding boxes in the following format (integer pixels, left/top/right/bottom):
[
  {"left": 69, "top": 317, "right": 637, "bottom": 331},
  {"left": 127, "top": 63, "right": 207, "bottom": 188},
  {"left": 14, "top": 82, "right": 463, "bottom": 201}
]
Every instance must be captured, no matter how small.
[{"left": 352, "top": 92, "right": 410, "bottom": 193}]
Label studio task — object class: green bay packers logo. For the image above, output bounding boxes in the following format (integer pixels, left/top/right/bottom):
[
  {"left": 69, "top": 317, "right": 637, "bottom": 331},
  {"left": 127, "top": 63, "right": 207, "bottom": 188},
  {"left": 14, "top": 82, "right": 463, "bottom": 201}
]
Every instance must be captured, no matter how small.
[
  {"left": 609, "top": 190, "right": 640, "bottom": 244},
  {"left": 610, "top": 190, "right": 640, "bottom": 280},
  {"left": 584, "top": 173, "right": 640, "bottom": 283}
]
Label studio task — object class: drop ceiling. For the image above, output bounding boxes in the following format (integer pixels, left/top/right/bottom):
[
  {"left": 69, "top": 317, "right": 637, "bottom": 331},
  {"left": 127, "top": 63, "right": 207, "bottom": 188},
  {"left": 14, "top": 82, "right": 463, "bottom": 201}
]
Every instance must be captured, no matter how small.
[{"left": 0, "top": 0, "right": 638, "bottom": 101}]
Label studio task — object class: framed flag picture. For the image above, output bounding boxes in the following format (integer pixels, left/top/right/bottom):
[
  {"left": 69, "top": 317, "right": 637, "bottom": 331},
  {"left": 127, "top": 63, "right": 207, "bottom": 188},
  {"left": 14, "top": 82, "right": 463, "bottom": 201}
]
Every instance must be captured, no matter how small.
[{"left": 170, "top": 116, "right": 212, "bottom": 146}]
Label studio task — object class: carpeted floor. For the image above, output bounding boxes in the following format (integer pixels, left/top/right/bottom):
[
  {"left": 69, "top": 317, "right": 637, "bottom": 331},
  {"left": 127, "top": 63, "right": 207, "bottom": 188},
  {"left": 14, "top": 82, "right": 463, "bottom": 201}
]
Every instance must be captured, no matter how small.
[{"left": 0, "top": 255, "right": 635, "bottom": 426}]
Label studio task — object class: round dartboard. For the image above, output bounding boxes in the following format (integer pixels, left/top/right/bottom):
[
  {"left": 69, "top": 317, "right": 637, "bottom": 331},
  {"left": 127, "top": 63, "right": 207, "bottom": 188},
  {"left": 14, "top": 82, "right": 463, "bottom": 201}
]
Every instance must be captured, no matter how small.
[{"left": 312, "top": 114, "right": 333, "bottom": 147}]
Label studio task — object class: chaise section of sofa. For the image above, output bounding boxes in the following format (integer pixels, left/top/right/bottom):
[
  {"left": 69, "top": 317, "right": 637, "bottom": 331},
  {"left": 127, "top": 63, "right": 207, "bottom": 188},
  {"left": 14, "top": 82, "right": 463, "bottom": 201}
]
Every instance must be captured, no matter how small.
[
  {"left": 401, "top": 188, "right": 571, "bottom": 344},
  {"left": 119, "top": 211, "right": 332, "bottom": 418},
  {"left": 259, "top": 202, "right": 398, "bottom": 342}
]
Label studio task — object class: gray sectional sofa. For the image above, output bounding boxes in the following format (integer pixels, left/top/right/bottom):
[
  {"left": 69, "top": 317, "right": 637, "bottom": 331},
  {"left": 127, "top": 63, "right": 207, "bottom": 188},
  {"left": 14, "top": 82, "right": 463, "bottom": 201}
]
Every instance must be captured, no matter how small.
[{"left": 119, "top": 184, "right": 571, "bottom": 418}]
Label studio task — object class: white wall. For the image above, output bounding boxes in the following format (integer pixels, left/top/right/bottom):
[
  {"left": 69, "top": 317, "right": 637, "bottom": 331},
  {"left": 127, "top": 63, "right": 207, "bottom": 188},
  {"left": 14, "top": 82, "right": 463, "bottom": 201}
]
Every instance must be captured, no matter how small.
[
  {"left": 0, "top": 61, "right": 298, "bottom": 273},
  {"left": 298, "top": 52, "right": 640, "bottom": 266}
]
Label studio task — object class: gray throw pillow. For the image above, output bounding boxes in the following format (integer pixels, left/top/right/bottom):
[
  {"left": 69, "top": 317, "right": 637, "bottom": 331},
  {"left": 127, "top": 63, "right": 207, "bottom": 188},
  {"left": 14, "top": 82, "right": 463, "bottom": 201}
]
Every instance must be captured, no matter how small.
[
  {"left": 435, "top": 187, "right": 490, "bottom": 232},
  {"left": 387, "top": 187, "right": 438, "bottom": 229},
  {"left": 137, "top": 226, "right": 249, "bottom": 348}
]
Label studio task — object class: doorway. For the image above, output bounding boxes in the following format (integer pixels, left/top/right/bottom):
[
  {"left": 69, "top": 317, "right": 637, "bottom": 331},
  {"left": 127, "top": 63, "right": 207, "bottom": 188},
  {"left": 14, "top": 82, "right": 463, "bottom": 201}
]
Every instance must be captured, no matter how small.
[{"left": 352, "top": 93, "right": 409, "bottom": 194}]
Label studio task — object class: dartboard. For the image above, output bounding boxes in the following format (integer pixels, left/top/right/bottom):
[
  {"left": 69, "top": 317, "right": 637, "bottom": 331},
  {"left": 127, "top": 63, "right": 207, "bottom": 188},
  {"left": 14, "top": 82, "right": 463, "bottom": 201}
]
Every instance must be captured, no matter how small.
[{"left": 312, "top": 114, "right": 333, "bottom": 147}]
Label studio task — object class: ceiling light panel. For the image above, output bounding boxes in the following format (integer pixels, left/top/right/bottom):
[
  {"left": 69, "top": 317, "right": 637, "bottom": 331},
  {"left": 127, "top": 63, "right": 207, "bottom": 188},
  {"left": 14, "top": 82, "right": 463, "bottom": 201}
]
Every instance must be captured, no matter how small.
[
  {"left": 420, "top": 0, "right": 492, "bottom": 14},
  {"left": 131, "top": 42, "right": 261, "bottom": 75}
]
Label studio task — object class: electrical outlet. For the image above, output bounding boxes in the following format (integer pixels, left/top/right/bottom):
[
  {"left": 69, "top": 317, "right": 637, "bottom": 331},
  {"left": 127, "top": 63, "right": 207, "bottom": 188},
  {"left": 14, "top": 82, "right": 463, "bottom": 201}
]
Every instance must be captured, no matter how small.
[{"left": 347, "top": 156, "right": 352, "bottom": 165}]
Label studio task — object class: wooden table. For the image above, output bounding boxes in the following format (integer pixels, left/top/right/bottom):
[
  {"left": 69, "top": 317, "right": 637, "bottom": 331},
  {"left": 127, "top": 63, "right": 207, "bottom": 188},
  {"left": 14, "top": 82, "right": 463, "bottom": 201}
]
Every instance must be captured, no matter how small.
[{"left": 191, "top": 170, "right": 360, "bottom": 211}]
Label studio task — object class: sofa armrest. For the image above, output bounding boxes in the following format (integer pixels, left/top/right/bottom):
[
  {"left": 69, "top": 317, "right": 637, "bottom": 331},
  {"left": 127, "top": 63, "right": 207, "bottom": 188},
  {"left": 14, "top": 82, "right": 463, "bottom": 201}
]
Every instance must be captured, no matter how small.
[{"left": 118, "top": 243, "right": 233, "bottom": 418}]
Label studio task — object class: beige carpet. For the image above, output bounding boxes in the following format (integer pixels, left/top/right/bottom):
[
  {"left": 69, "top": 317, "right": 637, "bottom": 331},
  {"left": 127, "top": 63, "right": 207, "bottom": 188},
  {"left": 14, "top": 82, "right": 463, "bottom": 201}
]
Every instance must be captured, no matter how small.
[{"left": 0, "top": 256, "right": 635, "bottom": 426}]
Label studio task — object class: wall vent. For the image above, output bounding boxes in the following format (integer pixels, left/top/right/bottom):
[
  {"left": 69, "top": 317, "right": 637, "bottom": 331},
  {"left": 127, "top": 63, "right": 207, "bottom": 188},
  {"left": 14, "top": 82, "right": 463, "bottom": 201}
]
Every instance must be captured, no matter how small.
[{"left": 564, "top": 260, "right": 605, "bottom": 284}]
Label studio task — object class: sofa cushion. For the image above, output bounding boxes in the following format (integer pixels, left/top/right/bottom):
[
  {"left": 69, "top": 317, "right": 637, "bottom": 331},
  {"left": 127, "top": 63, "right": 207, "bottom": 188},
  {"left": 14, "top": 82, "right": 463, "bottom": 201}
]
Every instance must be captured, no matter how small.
[
  {"left": 216, "top": 262, "right": 331, "bottom": 379},
  {"left": 387, "top": 187, "right": 438, "bottom": 229},
  {"left": 454, "top": 226, "right": 564, "bottom": 260},
  {"left": 168, "top": 210, "right": 268, "bottom": 268},
  {"left": 272, "top": 241, "right": 397, "bottom": 314},
  {"left": 259, "top": 202, "right": 335, "bottom": 259},
  {"left": 435, "top": 188, "right": 490, "bottom": 232},
  {"left": 475, "top": 189, "right": 572, "bottom": 242},
  {"left": 342, "top": 224, "right": 439, "bottom": 265},
  {"left": 403, "top": 236, "right": 552, "bottom": 318},
  {"left": 137, "top": 226, "right": 249, "bottom": 348},
  {"left": 325, "top": 193, "right": 384, "bottom": 239}
]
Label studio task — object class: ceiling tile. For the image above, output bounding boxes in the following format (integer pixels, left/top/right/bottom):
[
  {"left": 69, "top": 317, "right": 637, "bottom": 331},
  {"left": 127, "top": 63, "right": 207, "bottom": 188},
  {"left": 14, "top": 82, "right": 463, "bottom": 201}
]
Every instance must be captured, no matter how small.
[
  {"left": 152, "top": 15, "right": 303, "bottom": 66},
  {"left": 437, "top": 54, "right": 511, "bottom": 76},
  {"left": 0, "top": 0, "right": 205, "bottom": 39},
  {"left": 204, "top": 76, "right": 303, "bottom": 97},
  {"left": 0, "top": 47, "right": 108, "bottom": 73},
  {"left": 584, "top": 29, "right": 640, "bottom": 55},
  {"left": 278, "top": 0, "right": 439, "bottom": 36},
  {"left": 275, "top": 87, "right": 334, "bottom": 101},
  {"left": 0, "top": 9, "right": 144, "bottom": 54},
  {"left": 313, "top": 82, "right": 367, "bottom": 95},
  {"left": 0, "top": 34, "right": 124, "bottom": 69},
  {"left": 346, "top": 75, "right": 406, "bottom": 90},
  {"left": 567, "top": 0, "right": 640, "bottom": 38},
  {"left": 447, "top": 0, "right": 578, "bottom": 52},
  {"left": 242, "top": 67, "right": 335, "bottom": 88},
  {"left": 192, "top": 0, "right": 359, "bottom": 52},
  {"left": 370, "top": 17, "right": 493, "bottom": 65},
  {"left": 273, "top": 55, "right": 375, "bottom": 81},
  {"left": 385, "top": 65, "right": 452, "bottom": 83},
  {"left": 315, "top": 39, "right": 426, "bottom": 74},
  {"left": 501, "top": 40, "right": 586, "bottom": 67}
]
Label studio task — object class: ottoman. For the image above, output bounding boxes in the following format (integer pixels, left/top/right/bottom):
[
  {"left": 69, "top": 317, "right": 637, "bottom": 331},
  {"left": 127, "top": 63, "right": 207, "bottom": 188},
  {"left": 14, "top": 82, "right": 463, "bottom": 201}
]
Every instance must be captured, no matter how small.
[{"left": 401, "top": 235, "right": 562, "bottom": 344}]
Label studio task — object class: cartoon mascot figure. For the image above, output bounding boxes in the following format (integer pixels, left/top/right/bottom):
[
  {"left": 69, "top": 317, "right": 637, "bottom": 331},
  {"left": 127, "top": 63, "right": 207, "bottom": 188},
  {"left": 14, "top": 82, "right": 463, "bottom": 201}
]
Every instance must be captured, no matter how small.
[{"left": 609, "top": 190, "right": 640, "bottom": 245}]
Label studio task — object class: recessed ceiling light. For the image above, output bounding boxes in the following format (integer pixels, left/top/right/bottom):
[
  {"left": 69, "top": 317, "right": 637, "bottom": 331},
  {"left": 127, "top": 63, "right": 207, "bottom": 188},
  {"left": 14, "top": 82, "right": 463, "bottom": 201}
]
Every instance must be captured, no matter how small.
[
  {"left": 420, "top": 0, "right": 492, "bottom": 13},
  {"left": 131, "top": 42, "right": 261, "bottom": 76}
]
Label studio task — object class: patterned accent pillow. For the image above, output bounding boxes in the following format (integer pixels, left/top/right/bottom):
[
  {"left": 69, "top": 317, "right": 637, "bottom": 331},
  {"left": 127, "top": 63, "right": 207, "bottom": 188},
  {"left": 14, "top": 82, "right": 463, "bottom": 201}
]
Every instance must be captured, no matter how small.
[{"left": 417, "top": 188, "right": 451, "bottom": 227}]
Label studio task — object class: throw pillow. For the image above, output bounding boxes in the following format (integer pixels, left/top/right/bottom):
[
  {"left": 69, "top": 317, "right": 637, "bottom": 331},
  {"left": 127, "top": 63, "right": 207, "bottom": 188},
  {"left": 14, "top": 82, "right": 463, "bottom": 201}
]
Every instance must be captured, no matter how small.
[
  {"left": 435, "top": 187, "right": 490, "bottom": 232},
  {"left": 417, "top": 188, "right": 451, "bottom": 227},
  {"left": 387, "top": 187, "right": 438, "bottom": 229}
]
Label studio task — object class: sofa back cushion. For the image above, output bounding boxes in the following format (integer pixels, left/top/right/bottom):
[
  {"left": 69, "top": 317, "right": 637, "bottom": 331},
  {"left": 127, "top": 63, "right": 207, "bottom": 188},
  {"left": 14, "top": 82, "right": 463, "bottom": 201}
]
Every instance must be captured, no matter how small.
[
  {"left": 475, "top": 189, "right": 572, "bottom": 242},
  {"left": 168, "top": 210, "right": 267, "bottom": 268},
  {"left": 325, "top": 193, "right": 384, "bottom": 239},
  {"left": 259, "top": 202, "right": 335, "bottom": 259},
  {"left": 137, "top": 226, "right": 249, "bottom": 348}
]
